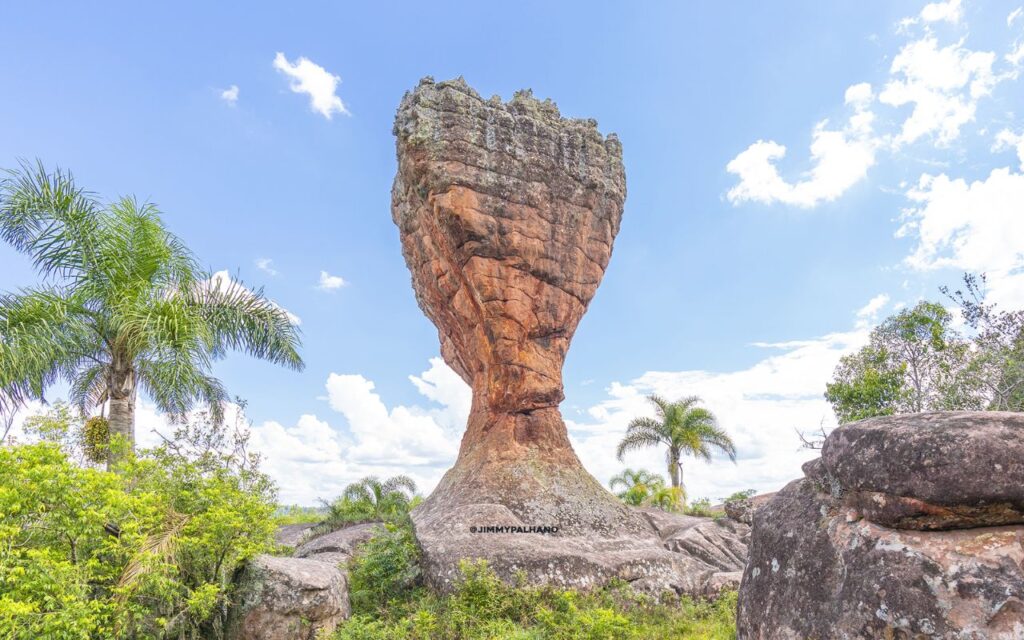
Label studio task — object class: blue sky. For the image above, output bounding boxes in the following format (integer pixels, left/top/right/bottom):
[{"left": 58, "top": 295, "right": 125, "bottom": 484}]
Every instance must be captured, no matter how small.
[{"left": 3, "top": 0, "right": 1024, "bottom": 504}]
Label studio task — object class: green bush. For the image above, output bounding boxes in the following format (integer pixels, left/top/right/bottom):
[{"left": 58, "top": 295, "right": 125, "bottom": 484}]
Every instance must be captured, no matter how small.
[
  {"left": 723, "top": 489, "right": 756, "bottom": 505},
  {"left": 0, "top": 407, "right": 278, "bottom": 639},
  {"left": 347, "top": 520, "right": 423, "bottom": 615},
  {"left": 334, "top": 531, "right": 737, "bottom": 640},
  {"left": 684, "top": 498, "right": 715, "bottom": 517}
]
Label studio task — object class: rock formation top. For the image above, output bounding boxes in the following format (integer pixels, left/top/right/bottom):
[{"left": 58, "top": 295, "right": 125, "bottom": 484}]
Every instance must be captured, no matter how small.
[{"left": 392, "top": 76, "right": 625, "bottom": 419}]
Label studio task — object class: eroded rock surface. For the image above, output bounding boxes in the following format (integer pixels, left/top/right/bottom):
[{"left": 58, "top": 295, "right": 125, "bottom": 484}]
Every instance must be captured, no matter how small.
[
  {"left": 294, "top": 522, "right": 381, "bottom": 567},
  {"left": 227, "top": 555, "right": 349, "bottom": 640},
  {"left": 392, "top": 77, "right": 745, "bottom": 595},
  {"left": 738, "top": 412, "right": 1024, "bottom": 639}
]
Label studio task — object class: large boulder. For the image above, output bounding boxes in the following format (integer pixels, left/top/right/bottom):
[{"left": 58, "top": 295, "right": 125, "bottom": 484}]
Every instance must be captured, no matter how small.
[
  {"left": 738, "top": 412, "right": 1024, "bottom": 639},
  {"left": 226, "top": 555, "right": 349, "bottom": 640}
]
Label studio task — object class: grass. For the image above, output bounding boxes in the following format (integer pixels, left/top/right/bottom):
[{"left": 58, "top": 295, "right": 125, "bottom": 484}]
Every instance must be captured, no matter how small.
[{"left": 326, "top": 521, "right": 737, "bottom": 640}]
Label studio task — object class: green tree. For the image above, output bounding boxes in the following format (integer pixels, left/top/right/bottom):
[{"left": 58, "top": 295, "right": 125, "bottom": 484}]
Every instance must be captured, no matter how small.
[
  {"left": 825, "top": 300, "right": 977, "bottom": 423},
  {"left": 608, "top": 468, "right": 665, "bottom": 506},
  {"left": 0, "top": 162, "right": 303, "bottom": 463},
  {"left": 616, "top": 395, "right": 737, "bottom": 494},
  {"left": 943, "top": 273, "right": 1024, "bottom": 411}
]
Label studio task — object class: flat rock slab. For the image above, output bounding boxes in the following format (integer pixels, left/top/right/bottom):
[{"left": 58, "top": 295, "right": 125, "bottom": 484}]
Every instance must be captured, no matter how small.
[
  {"left": 227, "top": 555, "right": 349, "bottom": 640},
  {"left": 274, "top": 523, "right": 316, "bottom": 547},
  {"left": 294, "top": 522, "right": 382, "bottom": 567},
  {"left": 413, "top": 503, "right": 748, "bottom": 597},
  {"left": 822, "top": 411, "right": 1024, "bottom": 509}
]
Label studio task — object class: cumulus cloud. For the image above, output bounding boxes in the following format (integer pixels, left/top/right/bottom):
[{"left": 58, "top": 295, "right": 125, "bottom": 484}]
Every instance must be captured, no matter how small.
[
  {"left": 898, "top": 167, "right": 1024, "bottom": 307},
  {"left": 317, "top": 270, "right": 347, "bottom": 291},
  {"left": 880, "top": 36, "right": 999, "bottom": 147},
  {"left": 993, "top": 129, "right": 1024, "bottom": 169},
  {"left": 566, "top": 322, "right": 871, "bottom": 501},
  {"left": 273, "top": 52, "right": 349, "bottom": 119},
  {"left": 220, "top": 85, "right": 239, "bottom": 105},
  {"left": 1008, "top": 7, "right": 1023, "bottom": 27},
  {"left": 725, "top": 83, "right": 877, "bottom": 207},
  {"left": 856, "top": 293, "right": 891, "bottom": 326},
  {"left": 920, "top": 0, "right": 964, "bottom": 24},
  {"left": 255, "top": 258, "right": 278, "bottom": 276}
]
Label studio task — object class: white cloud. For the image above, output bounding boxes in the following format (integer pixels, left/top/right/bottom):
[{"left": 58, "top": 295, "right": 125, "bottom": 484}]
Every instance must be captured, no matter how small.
[
  {"left": 920, "top": 0, "right": 963, "bottom": 24},
  {"left": 993, "top": 129, "right": 1024, "bottom": 169},
  {"left": 317, "top": 270, "right": 347, "bottom": 291},
  {"left": 880, "top": 36, "right": 999, "bottom": 147},
  {"left": 855, "top": 293, "right": 891, "bottom": 327},
  {"left": 1008, "top": 41, "right": 1024, "bottom": 67},
  {"left": 567, "top": 322, "right": 871, "bottom": 501},
  {"left": 255, "top": 258, "right": 278, "bottom": 277},
  {"left": 898, "top": 167, "right": 1024, "bottom": 307},
  {"left": 220, "top": 85, "right": 239, "bottom": 105},
  {"left": 273, "top": 52, "right": 349, "bottom": 119},
  {"left": 1008, "top": 7, "right": 1023, "bottom": 27},
  {"left": 726, "top": 83, "right": 877, "bottom": 207}
]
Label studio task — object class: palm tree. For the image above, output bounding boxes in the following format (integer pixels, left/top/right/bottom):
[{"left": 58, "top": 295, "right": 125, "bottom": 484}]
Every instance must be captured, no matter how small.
[
  {"left": 616, "top": 395, "right": 737, "bottom": 494},
  {"left": 319, "top": 475, "right": 418, "bottom": 531},
  {"left": 0, "top": 162, "right": 303, "bottom": 463},
  {"left": 346, "top": 475, "right": 417, "bottom": 515},
  {"left": 608, "top": 468, "right": 664, "bottom": 506}
]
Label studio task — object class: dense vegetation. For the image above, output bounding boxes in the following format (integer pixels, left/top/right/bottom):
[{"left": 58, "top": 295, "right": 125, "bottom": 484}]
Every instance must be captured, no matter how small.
[
  {"left": 825, "top": 276, "right": 1024, "bottom": 424},
  {"left": 0, "top": 406, "right": 278, "bottom": 639},
  {"left": 334, "top": 521, "right": 737, "bottom": 640}
]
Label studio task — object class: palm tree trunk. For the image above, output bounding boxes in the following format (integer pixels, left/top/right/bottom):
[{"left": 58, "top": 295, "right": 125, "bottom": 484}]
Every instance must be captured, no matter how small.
[
  {"left": 107, "top": 361, "right": 136, "bottom": 468},
  {"left": 669, "top": 450, "right": 682, "bottom": 489}
]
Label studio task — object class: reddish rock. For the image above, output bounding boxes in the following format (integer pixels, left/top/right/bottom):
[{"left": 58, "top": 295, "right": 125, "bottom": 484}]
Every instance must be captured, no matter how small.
[{"left": 391, "top": 77, "right": 746, "bottom": 595}]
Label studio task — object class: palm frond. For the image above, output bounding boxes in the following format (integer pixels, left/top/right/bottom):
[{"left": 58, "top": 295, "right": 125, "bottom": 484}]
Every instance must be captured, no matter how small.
[
  {"left": 381, "top": 474, "right": 417, "bottom": 497},
  {"left": 186, "top": 273, "right": 303, "bottom": 370},
  {"left": 0, "top": 160, "right": 101, "bottom": 282},
  {"left": 615, "top": 430, "right": 665, "bottom": 461}
]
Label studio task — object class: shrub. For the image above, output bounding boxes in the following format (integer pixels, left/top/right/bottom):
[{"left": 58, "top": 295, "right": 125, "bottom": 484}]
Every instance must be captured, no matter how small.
[
  {"left": 0, "top": 407, "right": 278, "bottom": 639},
  {"left": 723, "top": 489, "right": 756, "bottom": 504},
  {"left": 347, "top": 520, "right": 423, "bottom": 614},
  {"left": 332, "top": 553, "right": 737, "bottom": 640},
  {"left": 684, "top": 498, "right": 715, "bottom": 517}
]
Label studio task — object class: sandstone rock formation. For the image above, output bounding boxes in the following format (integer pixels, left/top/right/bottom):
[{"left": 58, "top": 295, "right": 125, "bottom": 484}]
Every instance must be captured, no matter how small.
[
  {"left": 738, "top": 411, "right": 1024, "bottom": 639},
  {"left": 391, "top": 76, "right": 747, "bottom": 595},
  {"left": 226, "top": 555, "right": 350, "bottom": 640}
]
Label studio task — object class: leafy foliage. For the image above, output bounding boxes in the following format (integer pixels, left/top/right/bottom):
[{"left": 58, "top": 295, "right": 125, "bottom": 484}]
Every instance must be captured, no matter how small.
[
  {"left": 608, "top": 468, "right": 667, "bottom": 506},
  {"left": 335, "top": 534, "right": 737, "bottom": 640},
  {"left": 317, "top": 475, "right": 419, "bottom": 533},
  {"left": 347, "top": 521, "right": 423, "bottom": 615},
  {"left": 0, "top": 405, "right": 277, "bottom": 639},
  {"left": 683, "top": 498, "right": 715, "bottom": 518},
  {"left": 0, "top": 161, "right": 303, "bottom": 460},
  {"left": 943, "top": 273, "right": 1024, "bottom": 411},
  {"left": 616, "top": 395, "right": 736, "bottom": 497},
  {"left": 824, "top": 292, "right": 1024, "bottom": 423}
]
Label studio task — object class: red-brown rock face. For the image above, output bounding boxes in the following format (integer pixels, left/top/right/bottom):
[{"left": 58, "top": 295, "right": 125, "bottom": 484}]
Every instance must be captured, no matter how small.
[
  {"left": 391, "top": 77, "right": 747, "bottom": 595},
  {"left": 392, "top": 77, "right": 624, "bottom": 473}
]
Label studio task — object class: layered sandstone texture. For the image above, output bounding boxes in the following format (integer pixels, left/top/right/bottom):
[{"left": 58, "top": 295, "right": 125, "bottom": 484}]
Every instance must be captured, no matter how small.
[
  {"left": 391, "top": 77, "right": 748, "bottom": 594},
  {"left": 737, "top": 412, "right": 1024, "bottom": 639}
]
